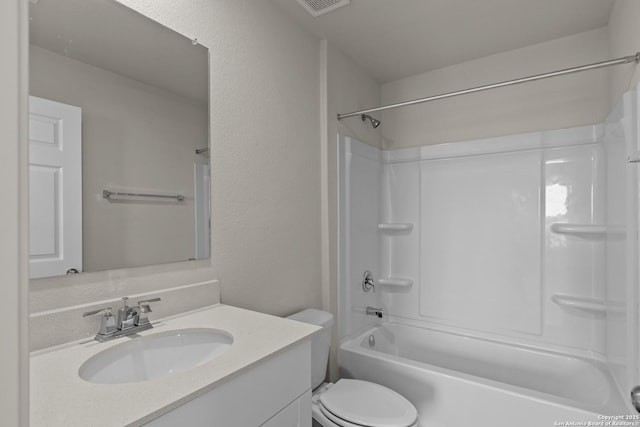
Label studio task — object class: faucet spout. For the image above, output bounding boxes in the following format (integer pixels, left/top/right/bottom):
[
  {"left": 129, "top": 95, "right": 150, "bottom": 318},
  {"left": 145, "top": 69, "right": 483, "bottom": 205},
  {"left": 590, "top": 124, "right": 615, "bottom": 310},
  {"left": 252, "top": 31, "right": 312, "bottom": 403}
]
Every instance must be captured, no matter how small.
[{"left": 366, "top": 306, "right": 384, "bottom": 318}]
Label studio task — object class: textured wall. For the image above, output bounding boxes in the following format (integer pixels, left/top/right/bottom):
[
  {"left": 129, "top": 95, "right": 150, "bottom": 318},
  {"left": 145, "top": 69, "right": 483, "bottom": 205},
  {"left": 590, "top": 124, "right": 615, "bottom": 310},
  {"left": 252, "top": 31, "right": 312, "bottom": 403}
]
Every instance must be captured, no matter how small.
[
  {"left": 327, "top": 44, "right": 382, "bottom": 150},
  {"left": 113, "top": 0, "right": 323, "bottom": 315},
  {"left": 381, "top": 28, "right": 610, "bottom": 149}
]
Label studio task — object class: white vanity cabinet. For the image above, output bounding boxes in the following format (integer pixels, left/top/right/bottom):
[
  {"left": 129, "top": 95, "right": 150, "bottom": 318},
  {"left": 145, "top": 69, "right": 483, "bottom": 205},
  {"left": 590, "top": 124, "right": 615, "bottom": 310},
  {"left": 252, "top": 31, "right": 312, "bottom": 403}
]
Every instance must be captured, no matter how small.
[
  {"left": 30, "top": 304, "right": 318, "bottom": 427},
  {"left": 145, "top": 340, "right": 312, "bottom": 427}
]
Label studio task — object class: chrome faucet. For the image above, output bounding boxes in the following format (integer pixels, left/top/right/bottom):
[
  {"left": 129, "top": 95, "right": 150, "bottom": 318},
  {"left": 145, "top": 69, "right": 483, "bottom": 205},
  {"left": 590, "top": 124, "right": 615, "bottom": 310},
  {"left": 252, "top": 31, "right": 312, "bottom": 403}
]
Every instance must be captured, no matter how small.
[
  {"left": 366, "top": 306, "right": 384, "bottom": 318},
  {"left": 83, "top": 296, "right": 161, "bottom": 342},
  {"left": 117, "top": 296, "right": 136, "bottom": 330}
]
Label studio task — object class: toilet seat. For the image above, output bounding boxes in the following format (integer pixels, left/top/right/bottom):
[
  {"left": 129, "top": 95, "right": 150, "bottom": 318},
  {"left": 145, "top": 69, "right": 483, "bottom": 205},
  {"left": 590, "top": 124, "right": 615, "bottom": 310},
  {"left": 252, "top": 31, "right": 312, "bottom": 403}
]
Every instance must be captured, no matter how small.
[
  {"left": 317, "top": 379, "right": 418, "bottom": 427},
  {"left": 319, "top": 403, "right": 375, "bottom": 427}
]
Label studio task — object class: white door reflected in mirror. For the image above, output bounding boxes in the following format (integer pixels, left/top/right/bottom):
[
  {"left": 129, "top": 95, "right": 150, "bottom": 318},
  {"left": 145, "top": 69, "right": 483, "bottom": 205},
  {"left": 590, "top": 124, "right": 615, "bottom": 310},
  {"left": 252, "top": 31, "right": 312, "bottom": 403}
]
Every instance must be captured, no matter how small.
[{"left": 29, "top": 96, "right": 82, "bottom": 279}]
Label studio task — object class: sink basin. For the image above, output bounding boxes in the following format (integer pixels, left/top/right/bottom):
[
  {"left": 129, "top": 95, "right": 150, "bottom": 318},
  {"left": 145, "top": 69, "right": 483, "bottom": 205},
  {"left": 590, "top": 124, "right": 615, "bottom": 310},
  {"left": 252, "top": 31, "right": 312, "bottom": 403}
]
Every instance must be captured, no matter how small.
[{"left": 78, "top": 328, "right": 233, "bottom": 384}]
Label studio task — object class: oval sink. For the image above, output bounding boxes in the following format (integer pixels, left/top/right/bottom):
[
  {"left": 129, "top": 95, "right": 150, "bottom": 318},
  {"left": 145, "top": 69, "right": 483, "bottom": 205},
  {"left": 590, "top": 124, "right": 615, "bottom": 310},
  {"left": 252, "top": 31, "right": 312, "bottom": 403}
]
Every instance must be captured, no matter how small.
[{"left": 78, "top": 328, "right": 233, "bottom": 384}]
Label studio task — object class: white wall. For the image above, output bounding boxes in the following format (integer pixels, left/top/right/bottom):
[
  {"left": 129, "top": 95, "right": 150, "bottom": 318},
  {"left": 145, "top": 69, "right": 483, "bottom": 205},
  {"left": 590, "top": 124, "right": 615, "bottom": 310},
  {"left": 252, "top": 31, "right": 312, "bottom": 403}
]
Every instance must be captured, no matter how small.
[
  {"left": 323, "top": 41, "right": 381, "bottom": 379},
  {"left": 608, "top": 0, "right": 640, "bottom": 106},
  {"left": 30, "top": 46, "right": 207, "bottom": 272},
  {"left": 326, "top": 44, "right": 382, "bottom": 150},
  {"left": 0, "top": 0, "right": 28, "bottom": 425},
  {"left": 381, "top": 28, "right": 610, "bottom": 149},
  {"left": 114, "top": 0, "right": 323, "bottom": 315}
]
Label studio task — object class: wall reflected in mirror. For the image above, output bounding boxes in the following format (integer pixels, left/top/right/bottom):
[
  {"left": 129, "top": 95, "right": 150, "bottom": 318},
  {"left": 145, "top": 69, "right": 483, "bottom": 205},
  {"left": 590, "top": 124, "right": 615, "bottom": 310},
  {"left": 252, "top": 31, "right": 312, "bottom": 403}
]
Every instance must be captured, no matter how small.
[{"left": 28, "top": 0, "right": 210, "bottom": 279}]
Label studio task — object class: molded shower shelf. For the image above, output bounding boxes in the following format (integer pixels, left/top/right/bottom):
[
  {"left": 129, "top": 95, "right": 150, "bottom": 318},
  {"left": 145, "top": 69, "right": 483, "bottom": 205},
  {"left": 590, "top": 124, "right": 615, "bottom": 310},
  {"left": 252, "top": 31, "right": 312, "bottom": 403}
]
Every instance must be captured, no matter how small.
[
  {"left": 551, "top": 294, "right": 624, "bottom": 314},
  {"left": 377, "top": 277, "right": 413, "bottom": 288},
  {"left": 377, "top": 223, "right": 414, "bottom": 231},
  {"left": 550, "top": 223, "right": 617, "bottom": 236}
]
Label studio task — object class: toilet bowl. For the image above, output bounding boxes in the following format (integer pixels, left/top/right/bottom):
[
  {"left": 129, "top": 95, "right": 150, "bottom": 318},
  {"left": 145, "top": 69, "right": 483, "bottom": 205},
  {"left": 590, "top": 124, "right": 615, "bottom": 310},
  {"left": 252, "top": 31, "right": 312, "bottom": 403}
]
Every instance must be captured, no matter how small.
[{"left": 287, "top": 309, "right": 418, "bottom": 427}]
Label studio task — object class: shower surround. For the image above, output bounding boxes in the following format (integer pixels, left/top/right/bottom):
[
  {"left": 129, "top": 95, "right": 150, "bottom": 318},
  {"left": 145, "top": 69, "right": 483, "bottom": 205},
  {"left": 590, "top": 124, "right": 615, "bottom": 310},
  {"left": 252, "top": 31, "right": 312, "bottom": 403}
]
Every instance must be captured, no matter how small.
[{"left": 338, "top": 90, "right": 640, "bottom": 425}]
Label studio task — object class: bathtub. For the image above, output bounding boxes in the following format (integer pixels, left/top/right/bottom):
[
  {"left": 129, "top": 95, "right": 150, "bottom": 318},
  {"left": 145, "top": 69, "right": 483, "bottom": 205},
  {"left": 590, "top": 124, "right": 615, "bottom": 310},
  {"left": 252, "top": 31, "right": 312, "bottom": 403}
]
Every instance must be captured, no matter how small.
[{"left": 339, "top": 323, "right": 632, "bottom": 427}]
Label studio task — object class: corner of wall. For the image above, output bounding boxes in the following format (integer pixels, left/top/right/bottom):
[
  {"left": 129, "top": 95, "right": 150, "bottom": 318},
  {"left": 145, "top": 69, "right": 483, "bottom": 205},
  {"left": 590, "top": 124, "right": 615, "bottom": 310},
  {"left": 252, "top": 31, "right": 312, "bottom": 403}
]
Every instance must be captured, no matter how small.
[
  {"left": 608, "top": 0, "right": 640, "bottom": 107},
  {"left": 323, "top": 42, "right": 382, "bottom": 381},
  {"left": 326, "top": 43, "right": 382, "bottom": 149}
]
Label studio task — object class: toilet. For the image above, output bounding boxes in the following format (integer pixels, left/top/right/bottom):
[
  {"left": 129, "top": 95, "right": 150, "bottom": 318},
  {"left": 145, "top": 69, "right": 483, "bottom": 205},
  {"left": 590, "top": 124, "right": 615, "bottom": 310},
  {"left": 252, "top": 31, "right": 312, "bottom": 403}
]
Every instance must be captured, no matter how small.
[{"left": 288, "top": 309, "right": 418, "bottom": 427}]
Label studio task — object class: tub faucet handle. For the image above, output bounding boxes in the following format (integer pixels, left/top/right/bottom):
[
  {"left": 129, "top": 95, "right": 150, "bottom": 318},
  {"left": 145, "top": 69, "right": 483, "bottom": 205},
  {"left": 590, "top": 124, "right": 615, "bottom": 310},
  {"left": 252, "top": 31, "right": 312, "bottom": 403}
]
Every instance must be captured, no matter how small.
[{"left": 362, "top": 270, "right": 375, "bottom": 293}]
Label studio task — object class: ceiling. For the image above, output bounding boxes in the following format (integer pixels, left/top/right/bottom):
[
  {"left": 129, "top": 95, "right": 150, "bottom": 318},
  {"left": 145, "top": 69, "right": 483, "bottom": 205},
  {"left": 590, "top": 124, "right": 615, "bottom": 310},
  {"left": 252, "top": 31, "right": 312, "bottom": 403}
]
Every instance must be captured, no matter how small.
[
  {"left": 270, "top": 0, "right": 615, "bottom": 83},
  {"left": 29, "top": 0, "right": 208, "bottom": 105}
]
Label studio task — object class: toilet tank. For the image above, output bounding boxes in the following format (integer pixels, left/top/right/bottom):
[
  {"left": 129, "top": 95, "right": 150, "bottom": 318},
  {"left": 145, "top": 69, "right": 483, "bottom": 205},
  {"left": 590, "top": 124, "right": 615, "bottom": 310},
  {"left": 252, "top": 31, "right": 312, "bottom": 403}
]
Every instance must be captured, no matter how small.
[{"left": 287, "top": 309, "right": 333, "bottom": 390}]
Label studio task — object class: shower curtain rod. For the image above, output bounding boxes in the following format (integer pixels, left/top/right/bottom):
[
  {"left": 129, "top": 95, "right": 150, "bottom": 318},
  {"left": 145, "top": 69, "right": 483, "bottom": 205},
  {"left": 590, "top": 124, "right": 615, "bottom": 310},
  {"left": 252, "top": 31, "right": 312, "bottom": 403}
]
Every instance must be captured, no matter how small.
[{"left": 337, "top": 52, "right": 640, "bottom": 120}]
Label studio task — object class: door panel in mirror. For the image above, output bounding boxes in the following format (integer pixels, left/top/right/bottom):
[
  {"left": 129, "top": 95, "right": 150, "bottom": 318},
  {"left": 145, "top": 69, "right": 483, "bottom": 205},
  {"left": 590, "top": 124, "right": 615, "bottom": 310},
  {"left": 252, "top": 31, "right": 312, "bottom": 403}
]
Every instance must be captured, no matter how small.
[{"left": 29, "top": 96, "right": 83, "bottom": 279}]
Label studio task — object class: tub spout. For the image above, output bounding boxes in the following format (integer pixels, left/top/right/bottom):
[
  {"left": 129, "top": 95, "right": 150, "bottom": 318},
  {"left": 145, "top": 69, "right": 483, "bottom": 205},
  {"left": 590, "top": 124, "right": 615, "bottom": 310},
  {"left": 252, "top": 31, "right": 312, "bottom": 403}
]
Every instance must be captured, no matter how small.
[{"left": 366, "top": 306, "right": 384, "bottom": 318}]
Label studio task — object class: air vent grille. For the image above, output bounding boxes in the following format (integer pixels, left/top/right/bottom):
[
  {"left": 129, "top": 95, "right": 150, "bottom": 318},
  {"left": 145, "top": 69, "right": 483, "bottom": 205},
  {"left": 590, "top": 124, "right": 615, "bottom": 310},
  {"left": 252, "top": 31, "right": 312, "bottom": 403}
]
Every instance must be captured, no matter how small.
[{"left": 295, "top": 0, "right": 350, "bottom": 17}]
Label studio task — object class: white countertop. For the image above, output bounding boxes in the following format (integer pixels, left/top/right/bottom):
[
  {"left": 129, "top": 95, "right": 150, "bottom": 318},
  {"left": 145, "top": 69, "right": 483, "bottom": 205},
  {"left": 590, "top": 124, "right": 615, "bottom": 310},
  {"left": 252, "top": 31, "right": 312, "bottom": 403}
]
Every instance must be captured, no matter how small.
[{"left": 30, "top": 304, "right": 319, "bottom": 426}]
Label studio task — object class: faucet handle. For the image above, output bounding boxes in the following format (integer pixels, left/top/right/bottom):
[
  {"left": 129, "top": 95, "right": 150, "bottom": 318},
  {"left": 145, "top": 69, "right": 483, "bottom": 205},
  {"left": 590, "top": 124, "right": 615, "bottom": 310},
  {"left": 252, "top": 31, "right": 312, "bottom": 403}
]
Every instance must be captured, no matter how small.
[
  {"left": 82, "top": 307, "right": 117, "bottom": 336},
  {"left": 138, "top": 304, "right": 152, "bottom": 314},
  {"left": 138, "top": 297, "right": 161, "bottom": 305},
  {"left": 83, "top": 307, "right": 113, "bottom": 318},
  {"left": 135, "top": 297, "right": 161, "bottom": 326}
]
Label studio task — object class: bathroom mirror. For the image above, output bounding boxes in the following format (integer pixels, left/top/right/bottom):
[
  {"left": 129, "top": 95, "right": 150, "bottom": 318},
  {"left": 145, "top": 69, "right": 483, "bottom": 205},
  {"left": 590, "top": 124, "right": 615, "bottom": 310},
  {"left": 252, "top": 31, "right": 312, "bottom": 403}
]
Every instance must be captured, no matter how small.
[{"left": 28, "top": 0, "right": 210, "bottom": 279}]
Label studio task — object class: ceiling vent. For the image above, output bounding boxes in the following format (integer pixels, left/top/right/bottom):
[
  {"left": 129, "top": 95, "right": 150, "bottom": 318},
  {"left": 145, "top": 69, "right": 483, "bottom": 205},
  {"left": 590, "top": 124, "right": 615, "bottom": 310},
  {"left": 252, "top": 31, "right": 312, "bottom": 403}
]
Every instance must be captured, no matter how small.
[{"left": 295, "top": 0, "right": 350, "bottom": 17}]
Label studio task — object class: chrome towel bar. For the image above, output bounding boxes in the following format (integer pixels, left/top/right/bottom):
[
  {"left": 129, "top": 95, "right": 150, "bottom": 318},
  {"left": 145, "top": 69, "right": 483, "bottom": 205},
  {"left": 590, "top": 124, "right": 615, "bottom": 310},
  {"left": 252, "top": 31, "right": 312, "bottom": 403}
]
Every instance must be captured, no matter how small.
[{"left": 102, "top": 189, "right": 184, "bottom": 202}]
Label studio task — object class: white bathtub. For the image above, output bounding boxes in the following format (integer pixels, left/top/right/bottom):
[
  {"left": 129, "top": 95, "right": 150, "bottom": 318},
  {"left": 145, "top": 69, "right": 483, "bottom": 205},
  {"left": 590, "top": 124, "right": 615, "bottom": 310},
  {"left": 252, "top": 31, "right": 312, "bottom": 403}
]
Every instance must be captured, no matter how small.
[{"left": 339, "top": 323, "right": 631, "bottom": 427}]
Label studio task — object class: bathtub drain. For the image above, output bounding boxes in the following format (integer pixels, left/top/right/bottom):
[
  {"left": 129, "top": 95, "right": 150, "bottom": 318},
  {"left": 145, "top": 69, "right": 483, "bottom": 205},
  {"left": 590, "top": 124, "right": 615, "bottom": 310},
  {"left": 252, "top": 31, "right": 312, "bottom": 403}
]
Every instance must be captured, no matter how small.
[{"left": 368, "top": 334, "right": 375, "bottom": 347}]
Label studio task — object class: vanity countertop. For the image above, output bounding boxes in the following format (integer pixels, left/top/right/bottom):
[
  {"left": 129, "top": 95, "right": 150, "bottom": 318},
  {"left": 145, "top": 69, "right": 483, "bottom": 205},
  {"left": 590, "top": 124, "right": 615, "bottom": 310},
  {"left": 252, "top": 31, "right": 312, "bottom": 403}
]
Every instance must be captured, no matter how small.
[{"left": 30, "top": 304, "right": 319, "bottom": 426}]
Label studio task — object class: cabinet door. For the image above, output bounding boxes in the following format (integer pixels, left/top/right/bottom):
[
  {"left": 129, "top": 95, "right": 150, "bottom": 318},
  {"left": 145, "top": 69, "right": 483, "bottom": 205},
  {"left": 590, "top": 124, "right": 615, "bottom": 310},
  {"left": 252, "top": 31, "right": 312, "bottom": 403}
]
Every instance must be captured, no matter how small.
[
  {"left": 144, "top": 341, "right": 311, "bottom": 427},
  {"left": 261, "top": 390, "right": 311, "bottom": 427}
]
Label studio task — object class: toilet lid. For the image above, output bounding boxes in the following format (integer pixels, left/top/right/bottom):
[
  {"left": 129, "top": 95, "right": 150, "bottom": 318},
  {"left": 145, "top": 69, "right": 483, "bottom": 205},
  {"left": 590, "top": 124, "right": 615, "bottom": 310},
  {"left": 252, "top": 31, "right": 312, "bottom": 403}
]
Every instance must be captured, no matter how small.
[{"left": 319, "top": 379, "right": 418, "bottom": 427}]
